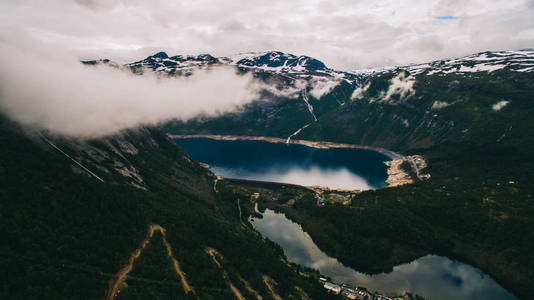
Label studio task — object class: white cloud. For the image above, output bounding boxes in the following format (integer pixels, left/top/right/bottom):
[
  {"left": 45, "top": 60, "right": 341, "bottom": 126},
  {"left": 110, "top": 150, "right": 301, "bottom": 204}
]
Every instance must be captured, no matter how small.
[
  {"left": 0, "top": 0, "right": 533, "bottom": 70},
  {"left": 513, "top": 28, "right": 534, "bottom": 40},
  {"left": 383, "top": 72, "right": 416, "bottom": 101},
  {"left": 432, "top": 101, "right": 452, "bottom": 110},
  {"left": 257, "top": 79, "right": 307, "bottom": 99},
  {"left": 309, "top": 78, "right": 341, "bottom": 99},
  {"left": 0, "top": 33, "right": 261, "bottom": 138},
  {"left": 0, "top": 0, "right": 531, "bottom": 137},
  {"left": 351, "top": 82, "right": 370, "bottom": 100}
]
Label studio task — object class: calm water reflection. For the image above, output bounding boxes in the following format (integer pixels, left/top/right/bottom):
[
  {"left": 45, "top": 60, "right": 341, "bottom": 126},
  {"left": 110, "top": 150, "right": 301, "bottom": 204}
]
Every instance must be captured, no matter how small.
[
  {"left": 251, "top": 209, "right": 517, "bottom": 300},
  {"left": 175, "top": 138, "right": 390, "bottom": 190},
  {"left": 176, "top": 137, "right": 516, "bottom": 299}
]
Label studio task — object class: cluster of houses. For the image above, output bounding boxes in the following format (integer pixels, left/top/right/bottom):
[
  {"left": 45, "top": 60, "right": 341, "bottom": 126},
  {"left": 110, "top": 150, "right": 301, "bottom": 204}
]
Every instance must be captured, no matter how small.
[
  {"left": 407, "top": 155, "right": 431, "bottom": 180},
  {"left": 320, "top": 278, "right": 405, "bottom": 300}
]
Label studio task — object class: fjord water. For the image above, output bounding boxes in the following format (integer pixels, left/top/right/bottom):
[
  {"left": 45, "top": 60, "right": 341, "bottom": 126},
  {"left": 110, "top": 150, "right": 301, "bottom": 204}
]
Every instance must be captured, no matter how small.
[
  {"left": 175, "top": 137, "right": 390, "bottom": 190},
  {"left": 252, "top": 209, "right": 517, "bottom": 300},
  {"left": 176, "top": 137, "right": 516, "bottom": 299}
]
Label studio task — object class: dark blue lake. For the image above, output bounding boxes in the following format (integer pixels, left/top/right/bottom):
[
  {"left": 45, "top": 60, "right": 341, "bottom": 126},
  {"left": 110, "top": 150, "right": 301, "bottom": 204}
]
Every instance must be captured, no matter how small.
[{"left": 175, "top": 137, "right": 391, "bottom": 190}]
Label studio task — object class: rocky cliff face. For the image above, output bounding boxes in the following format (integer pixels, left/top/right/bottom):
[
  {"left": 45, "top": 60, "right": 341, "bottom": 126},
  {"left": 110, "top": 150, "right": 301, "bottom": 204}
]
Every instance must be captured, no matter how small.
[{"left": 37, "top": 125, "right": 215, "bottom": 201}]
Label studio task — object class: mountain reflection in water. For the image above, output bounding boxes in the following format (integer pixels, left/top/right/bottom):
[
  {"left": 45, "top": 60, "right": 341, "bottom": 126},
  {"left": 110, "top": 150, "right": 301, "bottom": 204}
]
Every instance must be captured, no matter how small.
[
  {"left": 252, "top": 209, "right": 517, "bottom": 300},
  {"left": 175, "top": 138, "right": 389, "bottom": 190},
  {"left": 212, "top": 165, "right": 373, "bottom": 190}
]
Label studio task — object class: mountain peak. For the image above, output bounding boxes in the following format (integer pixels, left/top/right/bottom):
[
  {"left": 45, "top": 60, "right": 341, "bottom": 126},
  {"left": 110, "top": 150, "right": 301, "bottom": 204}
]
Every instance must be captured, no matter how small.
[
  {"left": 126, "top": 50, "right": 360, "bottom": 82},
  {"left": 235, "top": 51, "right": 327, "bottom": 71},
  {"left": 151, "top": 51, "right": 169, "bottom": 59}
]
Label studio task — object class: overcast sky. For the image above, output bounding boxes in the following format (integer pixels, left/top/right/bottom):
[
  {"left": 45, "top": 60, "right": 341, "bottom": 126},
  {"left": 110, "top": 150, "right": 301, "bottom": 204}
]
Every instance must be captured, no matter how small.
[{"left": 1, "top": 0, "right": 534, "bottom": 70}]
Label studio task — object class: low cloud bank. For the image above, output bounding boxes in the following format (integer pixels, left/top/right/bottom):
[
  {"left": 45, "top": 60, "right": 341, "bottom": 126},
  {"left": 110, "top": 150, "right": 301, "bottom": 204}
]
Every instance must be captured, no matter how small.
[
  {"left": 309, "top": 78, "right": 341, "bottom": 99},
  {"left": 0, "top": 34, "right": 260, "bottom": 138},
  {"left": 383, "top": 72, "right": 416, "bottom": 101}
]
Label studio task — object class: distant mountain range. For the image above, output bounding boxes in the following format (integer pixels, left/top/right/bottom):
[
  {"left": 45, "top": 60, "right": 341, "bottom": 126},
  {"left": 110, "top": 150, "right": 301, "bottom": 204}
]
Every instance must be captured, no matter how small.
[
  {"left": 122, "top": 49, "right": 534, "bottom": 78},
  {"left": 152, "top": 49, "right": 533, "bottom": 152},
  {"left": 122, "top": 50, "right": 364, "bottom": 82},
  {"left": 2, "top": 48, "right": 533, "bottom": 299}
]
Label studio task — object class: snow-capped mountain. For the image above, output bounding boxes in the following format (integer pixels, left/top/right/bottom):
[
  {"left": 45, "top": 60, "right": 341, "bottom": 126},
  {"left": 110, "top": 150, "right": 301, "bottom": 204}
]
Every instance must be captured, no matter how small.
[
  {"left": 126, "top": 50, "right": 363, "bottom": 82},
  {"left": 127, "top": 51, "right": 223, "bottom": 76},
  {"left": 231, "top": 51, "right": 364, "bottom": 82},
  {"left": 123, "top": 49, "right": 534, "bottom": 90},
  {"left": 356, "top": 49, "right": 534, "bottom": 76},
  {"left": 232, "top": 51, "right": 324, "bottom": 72}
]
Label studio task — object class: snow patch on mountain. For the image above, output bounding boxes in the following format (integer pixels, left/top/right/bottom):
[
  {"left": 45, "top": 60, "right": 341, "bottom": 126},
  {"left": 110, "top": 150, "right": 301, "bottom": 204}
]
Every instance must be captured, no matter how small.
[
  {"left": 127, "top": 52, "right": 221, "bottom": 75},
  {"left": 231, "top": 51, "right": 363, "bottom": 83},
  {"left": 432, "top": 101, "right": 453, "bottom": 110},
  {"left": 286, "top": 123, "right": 310, "bottom": 143},
  {"left": 127, "top": 50, "right": 365, "bottom": 85},
  {"left": 351, "top": 82, "right": 370, "bottom": 100},
  {"left": 354, "top": 49, "right": 534, "bottom": 76},
  {"left": 492, "top": 100, "right": 510, "bottom": 111},
  {"left": 383, "top": 72, "right": 415, "bottom": 101},
  {"left": 234, "top": 51, "right": 326, "bottom": 72}
]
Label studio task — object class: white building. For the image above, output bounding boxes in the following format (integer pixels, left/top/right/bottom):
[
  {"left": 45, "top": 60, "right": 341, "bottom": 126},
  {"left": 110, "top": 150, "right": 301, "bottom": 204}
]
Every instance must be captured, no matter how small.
[{"left": 324, "top": 282, "right": 341, "bottom": 294}]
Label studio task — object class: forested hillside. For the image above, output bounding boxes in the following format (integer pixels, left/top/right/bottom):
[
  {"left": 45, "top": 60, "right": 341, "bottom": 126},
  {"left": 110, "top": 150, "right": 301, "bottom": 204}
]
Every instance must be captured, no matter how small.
[
  {"left": 161, "top": 53, "right": 534, "bottom": 299},
  {"left": 0, "top": 116, "right": 336, "bottom": 299}
]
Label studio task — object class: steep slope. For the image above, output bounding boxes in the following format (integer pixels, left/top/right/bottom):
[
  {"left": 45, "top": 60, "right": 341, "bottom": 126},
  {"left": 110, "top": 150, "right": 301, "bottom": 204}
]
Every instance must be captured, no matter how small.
[
  {"left": 0, "top": 116, "right": 336, "bottom": 299},
  {"left": 157, "top": 50, "right": 534, "bottom": 299},
  {"left": 163, "top": 50, "right": 534, "bottom": 150}
]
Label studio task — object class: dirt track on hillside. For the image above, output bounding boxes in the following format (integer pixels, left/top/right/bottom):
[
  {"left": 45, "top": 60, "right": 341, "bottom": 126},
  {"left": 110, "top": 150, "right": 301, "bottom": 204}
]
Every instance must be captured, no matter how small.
[{"left": 104, "top": 224, "right": 196, "bottom": 300}]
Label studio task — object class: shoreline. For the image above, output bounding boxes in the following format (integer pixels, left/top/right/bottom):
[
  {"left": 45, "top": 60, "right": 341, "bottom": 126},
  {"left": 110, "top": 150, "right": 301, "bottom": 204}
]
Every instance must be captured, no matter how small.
[
  {"left": 168, "top": 134, "right": 404, "bottom": 160},
  {"left": 169, "top": 133, "right": 416, "bottom": 189},
  {"left": 385, "top": 159, "right": 414, "bottom": 188}
]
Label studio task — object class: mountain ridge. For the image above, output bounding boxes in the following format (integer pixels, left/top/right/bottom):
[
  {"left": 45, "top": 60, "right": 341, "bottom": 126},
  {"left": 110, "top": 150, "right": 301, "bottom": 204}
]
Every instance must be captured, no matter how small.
[{"left": 122, "top": 49, "right": 534, "bottom": 78}]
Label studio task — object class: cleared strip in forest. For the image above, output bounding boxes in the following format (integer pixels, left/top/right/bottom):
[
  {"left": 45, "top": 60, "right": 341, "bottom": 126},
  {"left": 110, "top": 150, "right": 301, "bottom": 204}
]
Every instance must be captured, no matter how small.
[
  {"left": 262, "top": 275, "right": 283, "bottom": 300},
  {"left": 39, "top": 132, "right": 104, "bottom": 182},
  {"left": 104, "top": 224, "right": 197, "bottom": 300},
  {"left": 205, "top": 248, "right": 262, "bottom": 300},
  {"left": 294, "top": 285, "right": 311, "bottom": 300}
]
